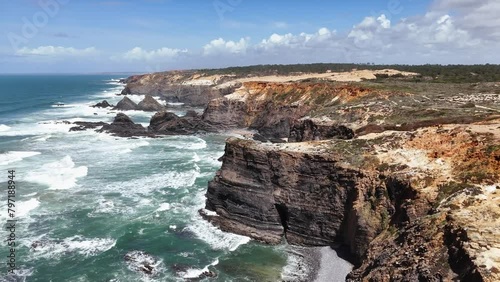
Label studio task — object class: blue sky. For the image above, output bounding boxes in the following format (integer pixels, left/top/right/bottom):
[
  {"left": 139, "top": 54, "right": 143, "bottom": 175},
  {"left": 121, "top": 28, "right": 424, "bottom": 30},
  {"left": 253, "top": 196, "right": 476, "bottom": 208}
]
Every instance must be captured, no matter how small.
[{"left": 1, "top": 0, "right": 499, "bottom": 73}]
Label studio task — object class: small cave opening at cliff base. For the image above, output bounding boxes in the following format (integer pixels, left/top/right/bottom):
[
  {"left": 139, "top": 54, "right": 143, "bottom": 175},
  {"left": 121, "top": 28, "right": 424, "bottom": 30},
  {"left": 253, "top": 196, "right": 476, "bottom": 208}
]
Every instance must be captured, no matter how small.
[{"left": 274, "top": 203, "right": 289, "bottom": 233}]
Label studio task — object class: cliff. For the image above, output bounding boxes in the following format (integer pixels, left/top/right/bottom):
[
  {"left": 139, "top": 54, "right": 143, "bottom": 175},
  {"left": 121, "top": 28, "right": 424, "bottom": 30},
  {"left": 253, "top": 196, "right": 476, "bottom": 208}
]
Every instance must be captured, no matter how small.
[
  {"left": 204, "top": 122, "right": 500, "bottom": 281},
  {"left": 120, "top": 71, "right": 228, "bottom": 106},
  {"left": 203, "top": 138, "right": 391, "bottom": 261}
]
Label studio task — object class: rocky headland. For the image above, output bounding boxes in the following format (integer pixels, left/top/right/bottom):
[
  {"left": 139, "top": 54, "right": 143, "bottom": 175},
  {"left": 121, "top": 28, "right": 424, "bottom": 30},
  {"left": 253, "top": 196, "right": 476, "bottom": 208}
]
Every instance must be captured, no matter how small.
[{"left": 86, "top": 68, "right": 499, "bottom": 281}]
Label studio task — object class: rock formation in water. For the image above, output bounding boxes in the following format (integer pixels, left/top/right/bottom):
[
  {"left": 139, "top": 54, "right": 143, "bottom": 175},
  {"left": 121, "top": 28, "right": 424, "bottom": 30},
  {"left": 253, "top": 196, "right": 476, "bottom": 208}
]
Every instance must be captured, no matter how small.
[
  {"left": 137, "top": 95, "right": 165, "bottom": 112},
  {"left": 98, "top": 113, "right": 151, "bottom": 137},
  {"left": 114, "top": 96, "right": 138, "bottom": 111},
  {"left": 92, "top": 100, "right": 113, "bottom": 108},
  {"left": 124, "top": 250, "right": 159, "bottom": 276},
  {"left": 69, "top": 121, "right": 108, "bottom": 131},
  {"left": 148, "top": 110, "right": 217, "bottom": 135}
]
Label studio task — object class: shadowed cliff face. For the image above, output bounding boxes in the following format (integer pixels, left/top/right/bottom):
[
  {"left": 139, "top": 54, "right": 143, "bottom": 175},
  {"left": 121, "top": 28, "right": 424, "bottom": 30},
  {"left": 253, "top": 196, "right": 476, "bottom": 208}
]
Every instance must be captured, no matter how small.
[
  {"left": 204, "top": 138, "right": 398, "bottom": 263},
  {"left": 200, "top": 82, "right": 368, "bottom": 140}
]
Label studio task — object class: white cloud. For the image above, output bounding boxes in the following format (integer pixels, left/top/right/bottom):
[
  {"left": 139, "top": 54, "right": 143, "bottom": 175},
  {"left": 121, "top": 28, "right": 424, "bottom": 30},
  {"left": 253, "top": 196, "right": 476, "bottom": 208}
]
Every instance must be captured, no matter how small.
[
  {"left": 16, "top": 46, "right": 97, "bottom": 57},
  {"left": 433, "top": 0, "right": 500, "bottom": 40},
  {"left": 378, "top": 15, "right": 391, "bottom": 29},
  {"left": 121, "top": 47, "right": 187, "bottom": 61},
  {"left": 348, "top": 14, "right": 391, "bottom": 44},
  {"left": 258, "top": 27, "right": 336, "bottom": 50},
  {"left": 203, "top": 38, "right": 249, "bottom": 55}
]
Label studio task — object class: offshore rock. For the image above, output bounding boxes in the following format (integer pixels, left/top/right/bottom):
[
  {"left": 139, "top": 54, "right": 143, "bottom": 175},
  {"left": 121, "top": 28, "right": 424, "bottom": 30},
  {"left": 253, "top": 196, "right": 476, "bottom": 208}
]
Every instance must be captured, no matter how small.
[
  {"left": 148, "top": 111, "right": 218, "bottom": 135},
  {"left": 114, "top": 96, "right": 138, "bottom": 111},
  {"left": 137, "top": 95, "right": 165, "bottom": 112},
  {"left": 92, "top": 100, "right": 113, "bottom": 108},
  {"left": 98, "top": 113, "right": 151, "bottom": 137},
  {"left": 69, "top": 121, "right": 107, "bottom": 132},
  {"left": 124, "top": 250, "right": 160, "bottom": 276}
]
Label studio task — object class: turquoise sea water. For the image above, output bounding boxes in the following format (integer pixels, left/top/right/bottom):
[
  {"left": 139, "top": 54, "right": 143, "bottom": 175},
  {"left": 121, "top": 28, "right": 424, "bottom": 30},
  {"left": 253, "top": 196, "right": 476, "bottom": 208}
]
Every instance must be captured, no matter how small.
[{"left": 0, "top": 75, "right": 305, "bottom": 281}]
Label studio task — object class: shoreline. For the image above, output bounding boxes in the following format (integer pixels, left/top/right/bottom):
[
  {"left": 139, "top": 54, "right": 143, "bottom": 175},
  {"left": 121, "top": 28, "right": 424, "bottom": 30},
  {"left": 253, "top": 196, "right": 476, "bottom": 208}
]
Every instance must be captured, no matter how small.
[{"left": 282, "top": 245, "right": 353, "bottom": 282}]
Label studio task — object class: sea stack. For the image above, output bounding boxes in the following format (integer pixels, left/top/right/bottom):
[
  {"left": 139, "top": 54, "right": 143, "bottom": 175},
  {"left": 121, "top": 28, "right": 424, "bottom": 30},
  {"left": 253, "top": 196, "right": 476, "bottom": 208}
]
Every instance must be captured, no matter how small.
[
  {"left": 114, "top": 96, "right": 138, "bottom": 111},
  {"left": 137, "top": 95, "right": 165, "bottom": 112}
]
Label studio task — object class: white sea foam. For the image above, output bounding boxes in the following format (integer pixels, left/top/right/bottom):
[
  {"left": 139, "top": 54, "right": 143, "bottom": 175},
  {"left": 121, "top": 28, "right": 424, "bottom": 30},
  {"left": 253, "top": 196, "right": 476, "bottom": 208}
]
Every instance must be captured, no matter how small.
[
  {"left": 27, "top": 235, "right": 116, "bottom": 260},
  {"left": 0, "top": 198, "right": 40, "bottom": 223},
  {"left": 26, "top": 156, "right": 88, "bottom": 190},
  {"left": 42, "top": 102, "right": 116, "bottom": 121},
  {"left": 106, "top": 81, "right": 123, "bottom": 86},
  {"left": 102, "top": 168, "right": 200, "bottom": 198},
  {"left": 0, "top": 151, "right": 41, "bottom": 165},
  {"left": 186, "top": 214, "right": 250, "bottom": 252},
  {"left": 34, "top": 134, "right": 52, "bottom": 142},
  {"left": 88, "top": 199, "right": 116, "bottom": 217},
  {"left": 124, "top": 251, "right": 164, "bottom": 278},
  {"left": 156, "top": 203, "right": 171, "bottom": 212},
  {"left": 167, "top": 102, "right": 185, "bottom": 106},
  {"left": 51, "top": 103, "right": 73, "bottom": 108},
  {"left": 281, "top": 250, "right": 310, "bottom": 282},
  {"left": 192, "top": 153, "right": 201, "bottom": 162},
  {"left": 164, "top": 136, "right": 207, "bottom": 150},
  {"left": 196, "top": 151, "right": 224, "bottom": 168},
  {"left": 4, "top": 268, "right": 34, "bottom": 281},
  {"left": 116, "top": 140, "right": 149, "bottom": 154},
  {"left": 182, "top": 259, "right": 219, "bottom": 279},
  {"left": 0, "top": 121, "right": 74, "bottom": 137},
  {"left": 17, "top": 198, "right": 40, "bottom": 218},
  {"left": 92, "top": 84, "right": 124, "bottom": 98},
  {"left": 0, "top": 124, "right": 10, "bottom": 132}
]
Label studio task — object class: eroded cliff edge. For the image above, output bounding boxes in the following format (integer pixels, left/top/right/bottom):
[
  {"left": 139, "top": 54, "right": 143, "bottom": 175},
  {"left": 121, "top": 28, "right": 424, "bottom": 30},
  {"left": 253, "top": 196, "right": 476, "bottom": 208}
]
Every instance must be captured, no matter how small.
[{"left": 203, "top": 124, "right": 500, "bottom": 281}]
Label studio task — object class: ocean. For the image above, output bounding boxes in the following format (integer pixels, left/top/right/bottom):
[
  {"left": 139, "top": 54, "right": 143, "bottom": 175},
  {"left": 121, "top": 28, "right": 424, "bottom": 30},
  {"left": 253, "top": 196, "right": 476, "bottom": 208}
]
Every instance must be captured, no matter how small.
[{"left": 0, "top": 75, "right": 351, "bottom": 282}]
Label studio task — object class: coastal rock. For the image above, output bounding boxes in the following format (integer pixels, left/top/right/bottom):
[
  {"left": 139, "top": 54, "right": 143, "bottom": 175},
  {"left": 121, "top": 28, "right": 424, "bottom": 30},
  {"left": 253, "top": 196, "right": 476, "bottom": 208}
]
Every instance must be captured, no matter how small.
[
  {"left": 98, "top": 113, "right": 151, "bottom": 137},
  {"left": 201, "top": 98, "right": 247, "bottom": 128},
  {"left": 69, "top": 121, "right": 107, "bottom": 132},
  {"left": 120, "top": 72, "right": 223, "bottom": 106},
  {"left": 137, "top": 95, "right": 165, "bottom": 112},
  {"left": 200, "top": 92, "right": 309, "bottom": 138},
  {"left": 114, "top": 96, "right": 138, "bottom": 111},
  {"left": 148, "top": 111, "right": 217, "bottom": 135},
  {"left": 289, "top": 118, "right": 355, "bottom": 142},
  {"left": 92, "top": 100, "right": 113, "bottom": 108},
  {"left": 124, "top": 250, "right": 159, "bottom": 276}
]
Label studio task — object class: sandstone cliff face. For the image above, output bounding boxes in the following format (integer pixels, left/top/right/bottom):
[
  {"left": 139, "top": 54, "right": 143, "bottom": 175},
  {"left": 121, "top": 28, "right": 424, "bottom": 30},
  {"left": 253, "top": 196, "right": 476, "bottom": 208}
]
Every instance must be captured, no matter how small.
[{"left": 200, "top": 82, "right": 372, "bottom": 140}]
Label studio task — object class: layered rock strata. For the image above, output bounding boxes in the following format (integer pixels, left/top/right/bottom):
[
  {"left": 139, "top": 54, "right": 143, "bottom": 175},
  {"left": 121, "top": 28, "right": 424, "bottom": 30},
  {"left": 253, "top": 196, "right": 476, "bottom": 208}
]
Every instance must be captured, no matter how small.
[{"left": 204, "top": 122, "right": 500, "bottom": 281}]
